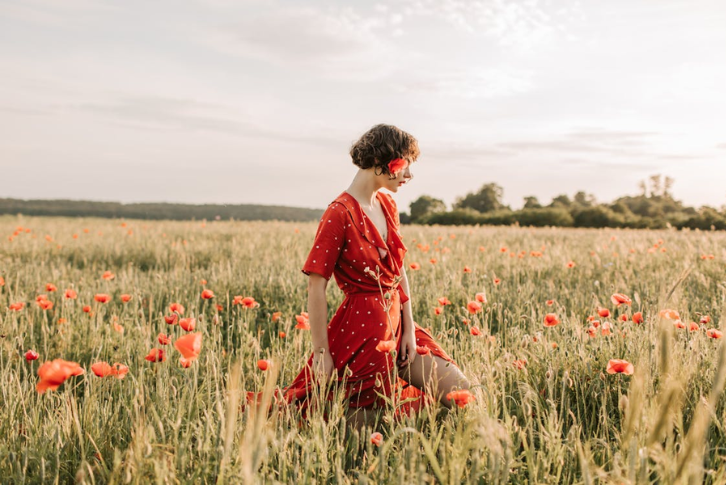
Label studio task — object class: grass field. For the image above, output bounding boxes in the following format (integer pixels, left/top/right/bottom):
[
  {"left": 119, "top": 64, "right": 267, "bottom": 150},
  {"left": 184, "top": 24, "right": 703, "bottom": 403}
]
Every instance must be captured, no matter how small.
[{"left": 1, "top": 215, "right": 726, "bottom": 484}]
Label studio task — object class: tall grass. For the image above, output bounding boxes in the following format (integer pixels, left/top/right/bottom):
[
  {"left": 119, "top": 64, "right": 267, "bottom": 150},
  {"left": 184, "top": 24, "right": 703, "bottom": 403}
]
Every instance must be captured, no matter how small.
[{"left": 1, "top": 215, "right": 725, "bottom": 483}]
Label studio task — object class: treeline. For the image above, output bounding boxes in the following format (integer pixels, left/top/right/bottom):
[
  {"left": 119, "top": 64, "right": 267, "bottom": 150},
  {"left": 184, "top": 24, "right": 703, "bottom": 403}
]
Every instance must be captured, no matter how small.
[
  {"left": 0, "top": 198, "right": 322, "bottom": 222},
  {"left": 402, "top": 175, "right": 726, "bottom": 230}
]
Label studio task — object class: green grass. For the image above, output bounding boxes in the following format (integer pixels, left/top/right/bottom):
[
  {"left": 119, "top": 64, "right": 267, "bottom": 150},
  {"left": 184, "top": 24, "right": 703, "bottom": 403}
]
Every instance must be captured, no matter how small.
[{"left": 1, "top": 215, "right": 726, "bottom": 484}]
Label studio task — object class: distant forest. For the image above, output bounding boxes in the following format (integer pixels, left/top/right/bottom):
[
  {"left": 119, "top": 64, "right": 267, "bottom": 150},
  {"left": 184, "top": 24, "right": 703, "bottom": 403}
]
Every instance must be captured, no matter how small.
[
  {"left": 406, "top": 174, "right": 726, "bottom": 230},
  {"left": 2, "top": 174, "right": 725, "bottom": 230},
  {"left": 0, "top": 198, "right": 322, "bottom": 222}
]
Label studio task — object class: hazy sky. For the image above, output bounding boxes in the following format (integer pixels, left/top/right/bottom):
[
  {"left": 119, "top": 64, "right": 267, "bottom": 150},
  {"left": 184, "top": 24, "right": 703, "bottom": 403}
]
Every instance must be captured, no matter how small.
[{"left": 1, "top": 0, "right": 725, "bottom": 212}]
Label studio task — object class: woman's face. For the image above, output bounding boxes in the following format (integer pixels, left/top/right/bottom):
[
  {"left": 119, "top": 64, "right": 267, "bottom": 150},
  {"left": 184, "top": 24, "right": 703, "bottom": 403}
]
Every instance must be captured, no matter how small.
[{"left": 382, "top": 158, "right": 413, "bottom": 193}]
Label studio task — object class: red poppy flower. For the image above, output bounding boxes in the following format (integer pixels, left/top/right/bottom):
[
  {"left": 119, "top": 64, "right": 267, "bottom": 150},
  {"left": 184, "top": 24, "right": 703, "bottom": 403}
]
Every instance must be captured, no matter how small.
[
  {"left": 493, "top": 278, "right": 501, "bottom": 285},
  {"left": 113, "top": 322, "right": 124, "bottom": 334},
  {"left": 82, "top": 305, "right": 92, "bottom": 313},
  {"left": 446, "top": 389, "right": 476, "bottom": 408},
  {"left": 257, "top": 359, "right": 271, "bottom": 371},
  {"left": 279, "top": 331, "right": 286, "bottom": 338},
  {"left": 467, "top": 301, "right": 482, "bottom": 314},
  {"left": 688, "top": 321, "right": 700, "bottom": 332},
  {"left": 416, "top": 345, "right": 431, "bottom": 355},
  {"left": 241, "top": 297, "right": 259, "bottom": 309},
  {"left": 201, "top": 289, "right": 214, "bottom": 300},
  {"left": 36, "top": 294, "right": 48, "bottom": 303},
  {"left": 701, "top": 316, "right": 711, "bottom": 324},
  {"left": 164, "top": 314, "right": 178, "bottom": 325},
  {"left": 513, "top": 359, "right": 527, "bottom": 369},
  {"left": 25, "top": 350, "right": 39, "bottom": 361},
  {"left": 216, "top": 304, "right": 223, "bottom": 312},
  {"left": 120, "top": 294, "right": 132, "bottom": 303},
  {"left": 606, "top": 359, "right": 633, "bottom": 375},
  {"left": 46, "top": 283, "right": 57, "bottom": 292},
  {"left": 0, "top": 276, "right": 4, "bottom": 286},
  {"left": 169, "top": 302, "right": 185, "bottom": 314},
  {"left": 387, "top": 158, "right": 407, "bottom": 174},
  {"left": 376, "top": 340, "right": 396, "bottom": 353},
  {"left": 179, "top": 317, "right": 196, "bottom": 332},
  {"left": 37, "top": 299, "right": 53, "bottom": 310},
  {"left": 64, "top": 289, "right": 77, "bottom": 299},
  {"left": 431, "top": 307, "right": 442, "bottom": 316},
  {"left": 175, "top": 333, "right": 202, "bottom": 366},
  {"left": 94, "top": 294, "right": 111, "bottom": 304},
  {"left": 543, "top": 313, "right": 560, "bottom": 327},
  {"left": 566, "top": 261, "right": 576, "bottom": 268},
  {"left": 158, "top": 333, "right": 171, "bottom": 345},
  {"left": 295, "top": 314, "right": 310, "bottom": 330},
  {"left": 659, "top": 309, "right": 680, "bottom": 320},
  {"left": 673, "top": 319, "right": 686, "bottom": 329},
  {"left": 597, "top": 307, "right": 610, "bottom": 318},
  {"left": 409, "top": 262, "right": 421, "bottom": 270},
  {"left": 145, "top": 348, "right": 166, "bottom": 363},
  {"left": 500, "top": 247, "right": 508, "bottom": 253},
  {"left": 438, "top": 297, "right": 452, "bottom": 306},
  {"left": 370, "top": 431, "right": 383, "bottom": 447},
  {"left": 707, "top": 329, "right": 723, "bottom": 339},
  {"left": 632, "top": 312, "right": 644, "bottom": 324},
  {"left": 37, "top": 359, "right": 85, "bottom": 393},
  {"left": 610, "top": 293, "right": 632, "bottom": 307},
  {"left": 463, "top": 266, "right": 472, "bottom": 273},
  {"left": 429, "top": 258, "right": 437, "bottom": 264},
  {"left": 101, "top": 271, "right": 115, "bottom": 280},
  {"left": 91, "top": 362, "right": 115, "bottom": 377},
  {"left": 546, "top": 300, "right": 554, "bottom": 306},
  {"left": 470, "top": 326, "right": 481, "bottom": 336},
  {"left": 475, "top": 292, "right": 487, "bottom": 303},
  {"left": 620, "top": 314, "right": 629, "bottom": 322},
  {"left": 601, "top": 322, "right": 612, "bottom": 336},
  {"left": 271, "top": 311, "right": 282, "bottom": 322},
  {"left": 586, "top": 326, "right": 597, "bottom": 338}
]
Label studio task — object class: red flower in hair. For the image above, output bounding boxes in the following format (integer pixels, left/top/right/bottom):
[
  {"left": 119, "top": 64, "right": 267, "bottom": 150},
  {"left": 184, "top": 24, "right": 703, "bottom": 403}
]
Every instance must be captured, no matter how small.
[{"left": 387, "top": 158, "right": 407, "bottom": 174}]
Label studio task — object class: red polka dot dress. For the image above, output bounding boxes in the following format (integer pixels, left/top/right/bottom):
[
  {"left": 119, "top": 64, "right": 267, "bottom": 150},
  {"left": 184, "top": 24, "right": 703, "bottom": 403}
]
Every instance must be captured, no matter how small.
[{"left": 279, "top": 190, "right": 457, "bottom": 416}]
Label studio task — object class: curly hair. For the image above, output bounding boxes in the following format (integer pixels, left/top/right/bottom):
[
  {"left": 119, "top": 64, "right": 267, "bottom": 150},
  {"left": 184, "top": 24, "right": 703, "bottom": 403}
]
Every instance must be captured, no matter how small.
[{"left": 349, "top": 124, "right": 420, "bottom": 175}]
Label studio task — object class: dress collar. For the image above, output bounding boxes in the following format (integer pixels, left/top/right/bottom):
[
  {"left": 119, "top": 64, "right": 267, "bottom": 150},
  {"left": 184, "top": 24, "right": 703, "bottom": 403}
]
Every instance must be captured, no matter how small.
[{"left": 335, "top": 191, "right": 389, "bottom": 250}]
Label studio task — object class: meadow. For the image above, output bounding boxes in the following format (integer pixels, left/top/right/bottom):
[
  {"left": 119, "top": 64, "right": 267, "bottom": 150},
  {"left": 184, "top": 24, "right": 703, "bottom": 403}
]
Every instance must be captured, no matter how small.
[{"left": 1, "top": 215, "right": 725, "bottom": 484}]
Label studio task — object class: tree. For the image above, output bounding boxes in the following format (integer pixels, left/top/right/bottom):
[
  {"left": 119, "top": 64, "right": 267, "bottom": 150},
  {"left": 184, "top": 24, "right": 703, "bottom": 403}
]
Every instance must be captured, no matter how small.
[
  {"left": 573, "top": 191, "right": 596, "bottom": 207},
  {"left": 549, "top": 194, "right": 572, "bottom": 208},
  {"left": 649, "top": 174, "right": 662, "bottom": 198},
  {"left": 409, "top": 195, "right": 446, "bottom": 222},
  {"left": 523, "top": 196, "right": 542, "bottom": 209},
  {"left": 663, "top": 176, "right": 674, "bottom": 199},
  {"left": 453, "top": 183, "right": 507, "bottom": 213}
]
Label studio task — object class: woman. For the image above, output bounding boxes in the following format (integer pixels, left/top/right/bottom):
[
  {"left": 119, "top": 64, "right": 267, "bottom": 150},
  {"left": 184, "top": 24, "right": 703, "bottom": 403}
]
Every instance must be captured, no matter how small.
[{"left": 284, "top": 124, "right": 470, "bottom": 430}]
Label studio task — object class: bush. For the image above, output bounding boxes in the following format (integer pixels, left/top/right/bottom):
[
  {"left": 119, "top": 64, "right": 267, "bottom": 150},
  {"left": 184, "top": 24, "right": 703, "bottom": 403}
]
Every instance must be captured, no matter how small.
[{"left": 515, "top": 208, "right": 574, "bottom": 227}]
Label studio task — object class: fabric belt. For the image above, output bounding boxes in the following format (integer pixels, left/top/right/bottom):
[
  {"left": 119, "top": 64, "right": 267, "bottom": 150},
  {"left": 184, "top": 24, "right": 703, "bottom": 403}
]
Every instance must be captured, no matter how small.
[{"left": 344, "top": 286, "right": 410, "bottom": 305}]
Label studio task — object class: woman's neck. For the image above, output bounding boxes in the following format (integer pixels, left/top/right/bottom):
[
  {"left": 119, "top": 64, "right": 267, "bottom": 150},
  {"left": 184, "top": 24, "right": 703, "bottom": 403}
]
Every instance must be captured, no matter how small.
[{"left": 346, "top": 169, "right": 381, "bottom": 208}]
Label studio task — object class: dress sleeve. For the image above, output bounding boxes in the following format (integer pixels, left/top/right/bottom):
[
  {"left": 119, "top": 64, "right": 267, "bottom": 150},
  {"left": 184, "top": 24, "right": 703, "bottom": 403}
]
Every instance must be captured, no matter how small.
[{"left": 301, "top": 202, "right": 347, "bottom": 280}]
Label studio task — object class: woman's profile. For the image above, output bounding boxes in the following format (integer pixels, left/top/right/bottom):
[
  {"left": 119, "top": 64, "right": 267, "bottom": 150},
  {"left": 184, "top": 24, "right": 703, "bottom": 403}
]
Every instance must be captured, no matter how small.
[{"left": 280, "top": 124, "right": 471, "bottom": 431}]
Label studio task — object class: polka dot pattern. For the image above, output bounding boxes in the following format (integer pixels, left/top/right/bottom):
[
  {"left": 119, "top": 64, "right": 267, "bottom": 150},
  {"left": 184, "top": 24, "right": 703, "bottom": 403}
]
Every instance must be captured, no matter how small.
[{"left": 285, "top": 190, "right": 456, "bottom": 412}]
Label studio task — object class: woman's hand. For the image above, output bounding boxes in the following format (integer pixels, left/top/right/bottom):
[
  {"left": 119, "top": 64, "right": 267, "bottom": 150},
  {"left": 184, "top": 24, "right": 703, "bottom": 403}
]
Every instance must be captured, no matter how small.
[
  {"left": 313, "top": 349, "right": 336, "bottom": 384},
  {"left": 397, "top": 326, "right": 417, "bottom": 368}
]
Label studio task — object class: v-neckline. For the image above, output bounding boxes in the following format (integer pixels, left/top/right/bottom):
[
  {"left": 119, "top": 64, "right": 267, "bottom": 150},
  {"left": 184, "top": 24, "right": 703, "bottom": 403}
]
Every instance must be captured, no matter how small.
[{"left": 343, "top": 190, "right": 389, "bottom": 248}]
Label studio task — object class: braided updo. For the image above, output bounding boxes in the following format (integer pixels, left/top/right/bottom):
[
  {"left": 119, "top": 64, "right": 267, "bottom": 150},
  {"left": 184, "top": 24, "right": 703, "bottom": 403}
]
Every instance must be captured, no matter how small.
[{"left": 349, "top": 124, "right": 419, "bottom": 176}]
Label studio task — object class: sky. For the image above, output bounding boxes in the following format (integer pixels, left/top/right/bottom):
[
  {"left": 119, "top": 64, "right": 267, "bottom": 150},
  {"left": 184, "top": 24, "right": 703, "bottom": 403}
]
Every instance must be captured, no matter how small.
[{"left": 1, "top": 0, "right": 725, "bottom": 212}]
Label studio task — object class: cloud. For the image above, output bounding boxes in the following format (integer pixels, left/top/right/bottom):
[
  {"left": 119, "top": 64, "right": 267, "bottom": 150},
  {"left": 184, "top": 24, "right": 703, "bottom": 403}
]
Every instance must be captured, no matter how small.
[
  {"left": 396, "top": 67, "right": 534, "bottom": 98},
  {"left": 71, "top": 95, "right": 341, "bottom": 146},
  {"left": 198, "top": 5, "right": 401, "bottom": 81},
  {"left": 397, "top": 0, "right": 584, "bottom": 50},
  {"left": 0, "top": 0, "right": 117, "bottom": 26}
]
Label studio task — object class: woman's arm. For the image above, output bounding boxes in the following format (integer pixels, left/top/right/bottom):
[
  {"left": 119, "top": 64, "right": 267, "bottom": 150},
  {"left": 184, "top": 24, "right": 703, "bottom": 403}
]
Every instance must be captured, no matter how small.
[
  {"left": 308, "top": 273, "right": 336, "bottom": 379},
  {"left": 399, "top": 266, "right": 414, "bottom": 333},
  {"left": 307, "top": 273, "right": 330, "bottom": 352}
]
